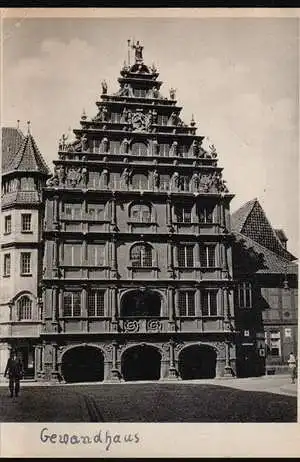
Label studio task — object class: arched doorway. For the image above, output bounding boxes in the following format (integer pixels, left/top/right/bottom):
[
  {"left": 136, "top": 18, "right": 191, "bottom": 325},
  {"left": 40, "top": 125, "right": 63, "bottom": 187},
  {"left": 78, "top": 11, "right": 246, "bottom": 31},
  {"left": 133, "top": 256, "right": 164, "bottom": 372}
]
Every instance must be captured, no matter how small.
[
  {"left": 61, "top": 346, "right": 104, "bottom": 383},
  {"left": 121, "top": 345, "right": 161, "bottom": 381},
  {"left": 121, "top": 290, "right": 161, "bottom": 317},
  {"left": 178, "top": 344, "right": 217, "bottom": 379}
]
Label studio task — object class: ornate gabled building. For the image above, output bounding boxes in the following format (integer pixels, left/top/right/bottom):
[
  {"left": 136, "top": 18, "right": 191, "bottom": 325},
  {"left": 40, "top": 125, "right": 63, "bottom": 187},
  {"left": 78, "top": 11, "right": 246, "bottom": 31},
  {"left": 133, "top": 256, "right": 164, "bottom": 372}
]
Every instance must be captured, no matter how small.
[
  {"left": 1, "top": 42, "right": 297, "bottom": 383},
  {"left": 231, "top": 199, "right": 298, "bottom": 376},
  {"left": 0, "top": 125, "right": 50, "bottom": 378},
  {"left": 41, "top": 41, "right": 237, "bottom": 382}
]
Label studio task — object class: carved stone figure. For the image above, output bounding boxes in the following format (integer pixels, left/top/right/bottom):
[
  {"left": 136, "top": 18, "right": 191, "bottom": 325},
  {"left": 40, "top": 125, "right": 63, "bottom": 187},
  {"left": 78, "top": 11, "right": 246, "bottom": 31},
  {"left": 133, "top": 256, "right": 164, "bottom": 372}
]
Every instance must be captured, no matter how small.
[
  {"left": 101, "top": 80, "right": 108, "bottom": 94},
  {"left": 169, "top": 88, "right": 176, "bottom": 100},
  {"left": 191, "top": 172, "right": 200, "bottom": 191},
  {"left": 209, "top": 143, "right": 218, "bottom": 158},
  {"left": 152, "top": 87, "right": 159, "bottom": 98},
  {"left": 66, "top": 167, "right": 82, "bottom": 188},
  {"left": 122, "top": 138, "right": 130, "bottom": 154},
  {"left": 101, "top": 137, "right": 109, "bottom": 153},
  {"left": 151, "top": 110, "right": 158, "bottom": 124},
  {"left": 169, "top": 112, "right": 178, "bottom": 125},
  {"left": 131, "top": 40, "right": 143, "bottom": 63},
  {"left": 192, "top": 139, "right": 199, "bottom": 157},
  {"left": 173, "top": 171, "right": 180, "bottom": 189},
  {"left": 81, "top": 167, "right": 88, "bottom": 186},
  {"left": 122, "top": 168, "right": 131, "bottom": 186},
  {"left": 170, "top": 141, "right": 178, "bottom": 157},
  {"left": 153, "top": 169, "right": 160, "bottom": 188},
  {"left": 118, "top": 83, "right": 134, "bottom": 97},
  {"left": 57, "top": 166, "right": 66, "bottom": 186},
  {"left": 81, "top": 133, "right": 88, "bottom": 151},
  {"left": 122, "top": 107, "right": 128, "bottom": 123}
]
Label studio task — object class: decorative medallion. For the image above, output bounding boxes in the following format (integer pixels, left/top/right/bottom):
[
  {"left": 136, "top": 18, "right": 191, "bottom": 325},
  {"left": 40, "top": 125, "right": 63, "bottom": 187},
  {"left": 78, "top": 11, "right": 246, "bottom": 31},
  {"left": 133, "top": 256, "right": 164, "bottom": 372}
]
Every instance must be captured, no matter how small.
[
  {"left": 124, "top": 320, "right": 139, "bottom": 333},
  {"left": 147, "top": 319, "right": 162, "bottom": 332}
]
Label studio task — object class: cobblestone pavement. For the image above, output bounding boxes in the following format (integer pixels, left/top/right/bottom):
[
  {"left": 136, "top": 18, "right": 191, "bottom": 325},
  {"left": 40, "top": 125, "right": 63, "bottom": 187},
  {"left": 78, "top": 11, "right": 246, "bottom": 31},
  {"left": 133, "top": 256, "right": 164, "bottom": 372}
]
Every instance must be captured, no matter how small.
[{"left": 0, "top": 375, "right": 297, "bottom": 422}]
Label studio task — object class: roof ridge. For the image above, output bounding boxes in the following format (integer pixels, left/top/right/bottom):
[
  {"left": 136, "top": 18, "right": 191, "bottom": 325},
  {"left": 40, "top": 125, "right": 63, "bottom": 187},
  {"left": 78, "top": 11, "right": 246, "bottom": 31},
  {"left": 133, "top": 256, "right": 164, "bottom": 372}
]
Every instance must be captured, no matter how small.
[
  {"left": 234, "top": 231, "right": 293, "bottom": 265},
  {"left": 237, "top": 198, "right": 257, "bottom": 231}
]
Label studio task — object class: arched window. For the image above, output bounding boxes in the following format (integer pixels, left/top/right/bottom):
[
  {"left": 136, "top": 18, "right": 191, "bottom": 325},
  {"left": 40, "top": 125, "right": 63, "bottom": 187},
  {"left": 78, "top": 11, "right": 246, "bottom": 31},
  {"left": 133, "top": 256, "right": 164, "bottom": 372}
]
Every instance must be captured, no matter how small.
[
  {"left": 17, "top": 296, "right": 32, "bottom": 321},
  {"left": 131, "top": 174, "right": 148, "bottom": 190},
  {"left": 130, "top": 244, "right": 153, "bottom": 267},
  {"left": 131, "top": 142, "right": 147, "bottom": 156},
  {"left": 130, "top": 203, "right": 151, "bottom": 222}
]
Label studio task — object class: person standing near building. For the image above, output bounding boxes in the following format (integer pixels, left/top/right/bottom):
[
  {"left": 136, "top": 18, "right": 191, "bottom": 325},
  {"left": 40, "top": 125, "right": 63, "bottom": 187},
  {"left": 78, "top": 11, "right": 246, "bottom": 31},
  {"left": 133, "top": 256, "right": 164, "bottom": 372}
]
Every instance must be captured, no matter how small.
[
  {"left": 287, "top": 352, "right": 297, "bottom": 384},
  {"left": 4, "top": 351, "right": 24, "bottom": 397}
]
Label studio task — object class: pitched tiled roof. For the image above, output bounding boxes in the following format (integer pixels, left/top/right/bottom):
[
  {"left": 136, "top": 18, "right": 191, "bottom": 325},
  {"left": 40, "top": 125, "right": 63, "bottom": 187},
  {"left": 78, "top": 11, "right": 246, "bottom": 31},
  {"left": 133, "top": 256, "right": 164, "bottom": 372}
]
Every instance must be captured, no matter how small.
[
  {"left": 2, "top": 127, "right": 50, "bottom": 176},
  {"left": 231, "top": 198, "right": 296, "bottom": 261},
  {"left": 2, "top": 127, "right": 24, "bottom": 173},
  {"left": 233, "top": 231, "right": 298, "bottom": 275}
]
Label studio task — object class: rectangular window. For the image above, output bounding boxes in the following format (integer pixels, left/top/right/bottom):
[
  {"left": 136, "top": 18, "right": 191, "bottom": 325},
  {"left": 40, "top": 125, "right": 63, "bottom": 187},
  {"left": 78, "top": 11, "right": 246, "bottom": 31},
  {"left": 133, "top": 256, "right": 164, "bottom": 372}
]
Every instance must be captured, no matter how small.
[
  {"left": 201, "top": 291, "right": 218, "bottom": 316},
  {"left": 64, "top": 203, "right": 82, "bottom": 219},
  {"left": 159, "top": 144, "right": 170, "bottom": 157},
  {"left": 270, "top": 331, "right": 281, "bottom": 356},
  {"left": 110, "top": 141, "right": 120, "bottom": 154},
  {"left": 4, "top": 254, "right": 11, "bottom": 277},
  {"left": 174, "top": 205, "right": 192, "bottom": 223},
  {"left": 63, "top": 292, "right": 81, "bottom": 317},
  {"left": 20, "top": 252, "right": 31, "bottom": 275},
  {"left": 198, "top": 206, "right": 214, "bottom": 224},
  {"left": 177, "top": 145, "right": 188, "bottom": 157},
  {"left": 134, "top": 88, "right": 146, "bottom": 98},
  {"left": 177, "top": 245, "right": 194, "bottom": 267},
  {"left": 4, "top": 216, "right": 11, "bottom": 234},
  {"left": 63, "top": 244, "right": 82, "bottom": 266},
  {"left": 21, "top": 213, "right": 32, "bottom": 232},
  {"left": 87, "top": 203, "right": 105, "bottom": 220},
  {"left": 110, "top": 172, "right": 120, "bottom": 190},
  {"left": 160, "top": 174, "right": 170, "bottom": 191},
  {"left": 179, "top": 176, "right": 190, "bottom": 192},
  {"left": 178, "top": 291, "right": 195, "bottom": 316},
  {"left": 200, "top": 245, "right": 216, "bottom": 267},
  {"left": 87, "top": 244, "right": 105, "bottom": 266},
  {"left": 110, "top": 113, "right": 121, "bottom": 123},
  {"left": 88, "top": 290, "right": 105, "bottom": 317},
  {"left": 238, "top": 282, "right": 252, "bottom": 309},
  {"left": 157, "top": 115, "right": 169, "bottom": 126}
]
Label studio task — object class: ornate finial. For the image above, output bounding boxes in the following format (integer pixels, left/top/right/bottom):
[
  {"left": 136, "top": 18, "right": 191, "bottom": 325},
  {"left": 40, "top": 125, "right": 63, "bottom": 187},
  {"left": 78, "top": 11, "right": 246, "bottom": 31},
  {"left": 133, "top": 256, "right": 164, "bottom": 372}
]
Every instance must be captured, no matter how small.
[
  {"left": 27, "top": 120, "right": 31, "bottom": 134},
  {"left": 190, "top": 114, "right": 196, "bottom": 127},
  {"left": 81, "top": 109, "right": 87, "bottom": 120},
  {"left": 17, "top": 120, "right": 20, "bottom": 129},
  {"left": 131, "top": 40, "right": 144, "bottom": 63},
  {"left": 101, "top": 80, "right": 107, "bottom": 95}
]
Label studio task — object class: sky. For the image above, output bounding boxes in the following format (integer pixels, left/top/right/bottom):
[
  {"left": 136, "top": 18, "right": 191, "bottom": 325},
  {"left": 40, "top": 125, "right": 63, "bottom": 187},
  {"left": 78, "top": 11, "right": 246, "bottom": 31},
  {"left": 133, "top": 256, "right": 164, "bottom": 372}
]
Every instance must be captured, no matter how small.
[{"left": 2, "top": 16, "right": 299, "bottom": 256}]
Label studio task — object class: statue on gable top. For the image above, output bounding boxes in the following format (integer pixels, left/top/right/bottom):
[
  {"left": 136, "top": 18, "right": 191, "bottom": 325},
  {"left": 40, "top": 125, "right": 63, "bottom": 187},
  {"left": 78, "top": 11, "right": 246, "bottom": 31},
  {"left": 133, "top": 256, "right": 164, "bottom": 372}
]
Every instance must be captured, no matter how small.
[{"left": 132, "top": 40, "right": 144, "bottom": 63}]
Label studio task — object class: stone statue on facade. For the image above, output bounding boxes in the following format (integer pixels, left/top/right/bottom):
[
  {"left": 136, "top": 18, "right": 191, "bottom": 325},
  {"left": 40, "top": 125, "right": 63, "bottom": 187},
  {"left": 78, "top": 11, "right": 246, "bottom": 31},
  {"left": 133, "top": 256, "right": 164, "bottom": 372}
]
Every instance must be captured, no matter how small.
[
  {"left": 101, "top": 137, "right": 109, "bottom": 153},
  {"left": 169, "top": 88, "right": 176, "bottom": 100},
  {"left": 81, "top": 133, "right": 89, "bottom": 151},
  {"left": 57, "top": 165, "right": 66, "bottom": 186},
  {"left": 153, "top": 169, "right": 160, "bottom": 188},
  {"left": 81, "top": 167, "right": 88, "bottom": 186},
  {"left": 132, "top": 40, "right": 144, "bottom": 63},
  {"left": 209, "top": 143, "right": 218, "bottom": 158},
  {"left": 191, "top": 172, "right": 200, "bottom": 191},
  {"left": 191, "top": 139, "right": 199, "bottom": 157},
  {"left": 170, "top": 141, "right": 178, "bottom": 157},
  {"left": 169, "top": 112, "right": 178, "bottom": 126},
  {"left": 122, "top": 167, "right": 132, "bottom": 187},
  {"left": 66, "top": 167, "right": 82, "bottom": 188},
  {"left": 152, "top": 87, "right": 159, "bottom": 99},
  {"left": 101, "top": 80, "right": 108, "bottom": 94},
  {"left": 122, "top": 138, "right": 130, "bottom": 154},
  {"left": 173, "top": 171, "right": 180, "bottom": 189}
]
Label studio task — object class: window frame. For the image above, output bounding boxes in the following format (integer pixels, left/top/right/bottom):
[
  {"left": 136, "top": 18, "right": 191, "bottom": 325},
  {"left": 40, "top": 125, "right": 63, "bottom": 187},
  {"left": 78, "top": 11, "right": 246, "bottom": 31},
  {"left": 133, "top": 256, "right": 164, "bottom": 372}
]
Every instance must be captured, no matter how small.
[
  {"left": 20, "top": 252, "right": 31, "bottom": 276},
  {"left": 63, "top": 291, "right": 82, "bottom": 317},
  {"left": 198, "top": 205, "right": 214, "bottom": 224},
  {"left": 200, "top": 245, "right": 216, "bottom": 268},
  {"left": 177, "top": 244, "right": 194, "bottom": 267},
  {"left": 4, "top": 215, "right": 12, "bottom": 234},
  {"left": 130, "top": 203, "right": 152, "bottom": 223},
  {"left": 238, "top": 282, "right": 252, "bottom": 309},
  {"left": 201, "top": 290, "right": 218, "bottom": 317},
  {"left": 174, "top": 205, "right": 192, "bottom": 223},
  {"left": 3, "top": 253, "right": 11, "bottom": 277},
  {"left": 178, "top": 291, "right": 196, "bottom": 317},
  {"left": 21, "top": 213, "right": 32, "bottom": 233},
  {"left": 87, "top": 290, "right": 105, "bottom": 317},
  {"left": 17, "top": 296, "right": 33, "bottom": 321},
  {"left": 130, "top": 243, "right": 153, "bottom": 268}
]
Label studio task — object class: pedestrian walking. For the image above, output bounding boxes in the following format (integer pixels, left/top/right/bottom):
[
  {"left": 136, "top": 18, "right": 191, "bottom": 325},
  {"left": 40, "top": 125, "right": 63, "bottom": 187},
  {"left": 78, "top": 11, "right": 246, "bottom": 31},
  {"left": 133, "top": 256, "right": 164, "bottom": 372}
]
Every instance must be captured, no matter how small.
[
  {"left": 4, "top": 351, "right": 24, "bottom": 397},
  {"left": 287, "top": 352, "right": 297, "bottom": 384}
]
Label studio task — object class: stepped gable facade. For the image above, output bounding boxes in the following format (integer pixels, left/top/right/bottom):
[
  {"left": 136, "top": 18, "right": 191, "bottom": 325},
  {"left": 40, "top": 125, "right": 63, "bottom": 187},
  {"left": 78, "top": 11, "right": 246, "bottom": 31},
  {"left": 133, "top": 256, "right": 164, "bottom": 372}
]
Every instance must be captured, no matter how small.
[{"left": 41, "top": 41, "right": 237, "bottom": 382}]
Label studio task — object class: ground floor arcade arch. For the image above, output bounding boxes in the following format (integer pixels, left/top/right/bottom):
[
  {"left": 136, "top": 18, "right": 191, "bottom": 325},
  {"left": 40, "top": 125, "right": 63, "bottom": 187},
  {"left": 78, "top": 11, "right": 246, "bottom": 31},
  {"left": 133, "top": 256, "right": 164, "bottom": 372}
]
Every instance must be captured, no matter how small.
[
  {"left": 178, "top": 344, "right": 217, "bottom": 379},
  {"left": 61, "top": 345, "right": 104, "bottom": 383},
  {"left": 121, "top": 344, "right": 161, "bottom": 381}
]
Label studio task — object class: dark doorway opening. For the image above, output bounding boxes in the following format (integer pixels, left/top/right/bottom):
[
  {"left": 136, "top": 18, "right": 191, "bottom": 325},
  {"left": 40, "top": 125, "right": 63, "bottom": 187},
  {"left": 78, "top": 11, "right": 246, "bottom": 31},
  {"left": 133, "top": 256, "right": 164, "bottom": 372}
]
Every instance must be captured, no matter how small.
[
  {"left": 18, "top": 345, "right": 35, "bottom": 379},
  {"left": 236, "top": 345, "right": 263, "bottom": 378},
  {"left": 61, "top": 346, "right": 104, "bottom": 383},
  {"left": 121, "top": 345, "right": 161, "bottom": 381},
  {"left": 121, "top": 290, "right": 161, "bottom": 317},
  {"left": 179, "top": 344, "right": 217, "bottom": 379}
]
